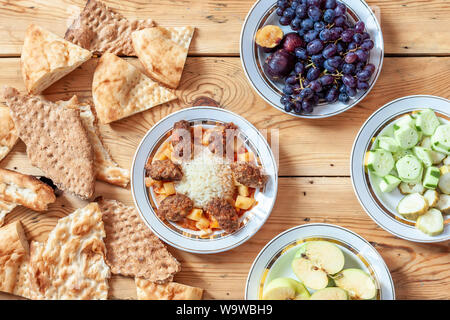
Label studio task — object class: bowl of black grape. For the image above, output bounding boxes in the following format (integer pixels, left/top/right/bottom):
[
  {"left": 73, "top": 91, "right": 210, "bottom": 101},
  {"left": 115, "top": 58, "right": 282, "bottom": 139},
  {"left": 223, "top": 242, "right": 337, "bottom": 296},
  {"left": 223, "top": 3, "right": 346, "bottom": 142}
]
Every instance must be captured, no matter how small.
[{"left": 240, "top": 0, "right": 383, "bottom": 118}]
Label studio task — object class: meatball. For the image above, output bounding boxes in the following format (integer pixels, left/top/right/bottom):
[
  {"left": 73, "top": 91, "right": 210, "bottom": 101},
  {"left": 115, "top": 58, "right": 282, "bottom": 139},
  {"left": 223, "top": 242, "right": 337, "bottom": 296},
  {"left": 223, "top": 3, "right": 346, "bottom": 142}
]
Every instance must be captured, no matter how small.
[
  {"left": 208, "top": 122, "right": 238, "bottom": 157},
  {"left": 145, "top": 159, "right": 183, "bottom": 181},
  {"left": 231, "top": 162, "right": 268, "bottom": 188},
  {"left": 172, "top": 120, "right": 191, "bottom": 158},
  {"left": 205, "top": 198, "right": 239, "bottom": 233},
  {"left": 157, "top": 194, "right": 193, "bottom": 222}
]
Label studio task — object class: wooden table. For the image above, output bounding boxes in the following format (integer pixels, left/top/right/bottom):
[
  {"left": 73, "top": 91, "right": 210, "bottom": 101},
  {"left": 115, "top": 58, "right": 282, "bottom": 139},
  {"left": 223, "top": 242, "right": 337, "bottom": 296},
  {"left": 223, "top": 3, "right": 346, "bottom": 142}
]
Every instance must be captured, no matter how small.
[{"left": 0, "top": 0, "right": 449, "bottom": 300}]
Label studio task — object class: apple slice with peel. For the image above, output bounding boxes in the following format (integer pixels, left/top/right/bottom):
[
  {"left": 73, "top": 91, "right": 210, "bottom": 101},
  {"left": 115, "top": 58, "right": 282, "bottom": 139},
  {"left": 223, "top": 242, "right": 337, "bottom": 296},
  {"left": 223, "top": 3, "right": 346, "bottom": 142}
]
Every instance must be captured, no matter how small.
[
  {"left": 262, "top": 277, "right": 310, "bottom": 300},
  {"left": 334, "top": 269, "right": 377, "bottom": 300},
  {"left": 310, "top": 287, "right": 348, "bottom": 300},
  {"left": 291, "top": 241, "right": 345, "bottom": 290}
]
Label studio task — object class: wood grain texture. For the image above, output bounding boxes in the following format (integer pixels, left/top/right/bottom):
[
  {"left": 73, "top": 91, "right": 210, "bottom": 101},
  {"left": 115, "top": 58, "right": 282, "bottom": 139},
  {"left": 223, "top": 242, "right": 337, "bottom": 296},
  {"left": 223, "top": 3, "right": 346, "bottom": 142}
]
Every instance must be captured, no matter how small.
[
  {"left": 0, "top": 0, "right": 448, "bottom": 56},
  {"left": 1, "top": 56, "right": 449, "bottom": 177},
  {"left": 0, "top": 178, "right": 447, "bottom": 300}
]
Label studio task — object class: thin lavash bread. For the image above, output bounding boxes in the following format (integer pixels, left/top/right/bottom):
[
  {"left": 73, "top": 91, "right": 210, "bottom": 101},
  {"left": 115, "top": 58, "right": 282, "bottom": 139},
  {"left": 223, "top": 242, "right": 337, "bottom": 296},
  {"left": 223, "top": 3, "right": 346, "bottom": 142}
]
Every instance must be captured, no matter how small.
[
  {"left": 64, "top": 0, "right": 154, "bottom": 56},
  {"left": 1, "top": 87, "right": 96, "bottom": 200},
  {"left": 132, "top": 26, "right": 195, "bottom": 89},
  {"left": 0, "top": 221, "right": 29, "bottom": 295},
  {"left": 98, "top": 199, "right": 180, "bottom": 283},
  {"left": 135, "top": 278, "right": 203, "bottom": 300},
  {"left": 21, "top": 24, "right": 92, "bottom": 95},
  {"left": 57, "top": 96, "right": 130, "bottom": 187},
  {"left": 92, "top": 53, "right": 177, "bottom": 124},
  {"left": 26, "top": 203, "right": 110, "bottom": 300},
  {"left": 0, "top": 104, "right": 18, "bottom": 162}
]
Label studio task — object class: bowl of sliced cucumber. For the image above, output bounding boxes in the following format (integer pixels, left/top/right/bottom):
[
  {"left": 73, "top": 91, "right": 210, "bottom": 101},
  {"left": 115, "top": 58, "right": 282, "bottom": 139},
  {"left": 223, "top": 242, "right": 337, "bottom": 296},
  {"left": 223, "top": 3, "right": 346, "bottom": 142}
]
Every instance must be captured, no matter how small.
[
  {"left": 245, "top": 223, "right": 395, "bottom": 300},
  {"left": 351, "top": 95, "right": 450, "bottom": 243}
]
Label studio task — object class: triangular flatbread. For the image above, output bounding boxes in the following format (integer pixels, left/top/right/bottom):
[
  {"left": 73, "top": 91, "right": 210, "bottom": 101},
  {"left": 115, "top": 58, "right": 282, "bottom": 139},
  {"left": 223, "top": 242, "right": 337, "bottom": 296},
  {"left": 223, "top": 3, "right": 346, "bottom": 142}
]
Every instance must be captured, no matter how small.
[
  {"left": 92, "top": 53, "right": 177, "bottom": 124},
  {"left": 21, "top": 24, "right": 92, "bottom": 94},
  {"left": 135, "top": 278, "right": 203, "bottom": 300},
  {"left": 0, "top": 105, "right": 18, "bottom": 162},
  {"left": 132, "top": 27, "right": 194, "bottom": 89},
  {"left": 65, "top": 0, "right": 154, "bottom": 56}
]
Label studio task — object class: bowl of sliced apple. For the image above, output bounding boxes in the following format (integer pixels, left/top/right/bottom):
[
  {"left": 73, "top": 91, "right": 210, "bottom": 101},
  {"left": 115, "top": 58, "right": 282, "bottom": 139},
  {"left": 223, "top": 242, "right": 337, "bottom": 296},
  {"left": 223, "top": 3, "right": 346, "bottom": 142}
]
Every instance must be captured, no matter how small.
[{"left": 245, "top": 223, "right": 395, "bottom": 300}]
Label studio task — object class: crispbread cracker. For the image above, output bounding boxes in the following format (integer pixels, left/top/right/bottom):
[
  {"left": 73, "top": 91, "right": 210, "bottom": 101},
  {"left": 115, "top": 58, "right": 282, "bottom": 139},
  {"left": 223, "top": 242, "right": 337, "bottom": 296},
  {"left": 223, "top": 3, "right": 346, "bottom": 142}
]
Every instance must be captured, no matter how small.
[
  {"left": 65, "top": 0, "right": 154, "bottom": 56},
  {"left": 0, "top": 200, "right": 16, "bottom": 227},
  {"left": 92, "top": 53, "right": 177, "bottom": 124},
  {"left": 27, "top": 203, "right": 110, "bottom": 300},
  {"left": 135, "top": 278, "right": 203, "bottom": 300},
  {"left": 98, "top": 199, "right": 180, "bottom": 283},
  {"left": 132, "top": 26, "right": 194, "bottom": 89},
  {"left": 58, "top": 96, "right": 130, "bottom": 187},
  {"left": 0, "top": 221, "right": 29, "bottom": 294},
  {"left": 0, "top": 168, "right": 56, "bottom": 213},
  {"left": 21, "top": 24, "right": 92, "bottom": 94},
  {"left": 0, "top": 105, "right": 18, "bottom": 162},
  {"left": 2, "top": 87, "right": 96, "bottom": 200}
]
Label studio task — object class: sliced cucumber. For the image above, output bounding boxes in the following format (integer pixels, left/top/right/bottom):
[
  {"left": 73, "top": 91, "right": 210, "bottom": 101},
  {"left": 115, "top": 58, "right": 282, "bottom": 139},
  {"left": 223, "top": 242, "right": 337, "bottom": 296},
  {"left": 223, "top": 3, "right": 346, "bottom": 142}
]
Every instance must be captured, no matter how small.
[
  {"left": 310, "top": 287, "right": 348, "bottom": 300},
  {"left": 367, "top": 149, "right": 395, "bottom": 177},
  {"left": 396, "top": 155, "right": 423, "bottom": 183},
  {"left": 413, "top": 146, "right": 433, "bottom": 167},
  {"left": 423, "top": 189, "right": 439, "bottom": 208},
  {"left": 397, "top": 193, "right": 429, "bottom": 220},
  {"left": 379, "top": 175, "right": 401, "bottom": 193},
  {"left": 378, "top": 136, "right": 400, "bottom": 153},
  {"left": 399, "top": 182, "right": 425, "bottom": 195},
  {"left": 415, "top": 208, "right": 444, "bottom": 236},
  {"left": 334, "top": 269, "right": 377, "bottom": 300},
  {"left": 415, "top": 109, "right": 440, "bottom": 136},
  {"left": 394, "top": 125, "right": 419, "bottom": 150},
  {"left": 423, "top": 166, "right": 441, "bottom": 189},
  {"left": 431, "top": 142, "right": 450, "bottom": 156},
  {"left": 420, "top": 136, "right": 432, "bottom": 149},
  {"left": 393, "top": 149, "right": 413, "bottom": 162},
  {"left": 438, "top": 172, "right": 450, "bottom": 194},
  {"left": 393, "top": 114, "right": 415, "bottom": 130},
  {"left": 431, "top": 124, "right": 450, "bottom": 152},
  {"left": 436, "top": 194, "right": 450, "bottom": 214}
]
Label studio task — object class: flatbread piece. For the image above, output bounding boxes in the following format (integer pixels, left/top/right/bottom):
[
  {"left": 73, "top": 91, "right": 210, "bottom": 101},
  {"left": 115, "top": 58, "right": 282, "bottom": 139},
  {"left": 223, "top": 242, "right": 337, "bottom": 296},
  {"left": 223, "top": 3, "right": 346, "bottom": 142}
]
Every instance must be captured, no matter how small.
[
  {"left": 135, "top": 278, "right": 203, "bottom": 300},
  {"left": 92, "top": 53, "right": 177, "bottom": 124},
  {"left": 132, "top": 26, "right": 194, "bottom": 89},
  {"left": 0, "top": 105, "right": 18, "bottom": 162},
  {"left": 98, "top": 199, "right": 180, "bottom": 283},
  {"left": 2, "top": 87, "right": 96, "bottom": 200},
  {"left": 65, "top": 0, "right": 154, "bottom": 56},
  {"left": 21, "top": 24, "right": 92, "bottom": 94}
]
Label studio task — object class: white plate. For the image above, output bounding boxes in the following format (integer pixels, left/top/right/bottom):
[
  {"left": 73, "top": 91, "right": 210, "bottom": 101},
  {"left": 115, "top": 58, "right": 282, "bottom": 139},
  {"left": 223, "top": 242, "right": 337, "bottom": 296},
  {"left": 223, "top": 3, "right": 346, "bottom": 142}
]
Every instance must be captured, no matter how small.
[
  {"left": 131, "top": 107, "right": 278, "bottom": 254},
  {"left": 245, "top": 223, "right": 395, "bottom": 300},
  {"left": 240, "top": 0, "right": 383, "bottom": 118},
  {"left": 351, "top": 95, "right": 450, "bottom": 243}
]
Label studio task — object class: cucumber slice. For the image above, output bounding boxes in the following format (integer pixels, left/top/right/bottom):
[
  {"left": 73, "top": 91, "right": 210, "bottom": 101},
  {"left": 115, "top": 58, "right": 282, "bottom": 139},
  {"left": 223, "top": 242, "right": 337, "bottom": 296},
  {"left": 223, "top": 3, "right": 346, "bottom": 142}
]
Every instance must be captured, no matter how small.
[
  {"left": 396, "top": 155, "right": 423, "bottom": 183},
  {"left": 394, "top": 125, "right": 419, "bottom": 149},
  {"left": 262, "top": 278, "right": 311, "bottom": 300},
  {"left": 397, "top": 193, "right": 429, "bottom": 220},
  {"left": 415, "top": 109, "right": 440, "bottom": 136},
  {"left": 378, "top": 136, "right": 400, "bottom": 153},
  {"left": 423, "top": 189, "right": 439, "bottom": 207},
  {"left": 393, "top": 114, "right": 415, "bottom": 130},
  {"left": 310, "top": 287, "right": 348, "bottom": 300},
  {"left": 413, "top": 146, "right": 433, "bottom": 167},
  {"left": 438, "top": 172, "right": 450, "bottom": 194},
  {"left": 423, "top": 166, "right": 441, "bottom": 189},
  {"left": 379, "top": 175, "right": 401, "bottom": 193},
  {"left": 431, "top": 124, "right": 450, "bottom": 152},
  {"left": 366, "top": 149, "right": 395, "bottom": 177},
  {"left": 430, "top": 150, "right": 447, "bottom": 165},
  {"left": 334, "top": 269, "right": 377, "bottom": 300},
  {"left": 416, "top": 208, "right": 444, "bottom": 236},
  {"left": 393, "top": 149, "right": 413, "bottom": 162},
  {"left": 436, "top": 194, "right": 450, "bottom": 214},
  {"left": 399, "top": 182, "right": 425, "bottom": 195},
  {"left": 420, "top": 136, "right": 432, "bottom": 149}
]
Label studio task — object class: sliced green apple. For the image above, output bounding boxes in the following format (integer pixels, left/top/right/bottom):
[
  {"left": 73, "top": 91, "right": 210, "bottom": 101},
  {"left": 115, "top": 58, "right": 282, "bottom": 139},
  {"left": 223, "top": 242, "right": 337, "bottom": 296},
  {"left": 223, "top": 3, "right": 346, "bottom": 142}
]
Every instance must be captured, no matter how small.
[
  {"left": 310, "top": 287, "right": 349, "bottom": 300},
  {"left": 291, "top": 241, "right": 345, "bottom": 290},
  {"left": 334, "top": 268, "right": 377, "bottom": 300},
  {"left": 262, "top": 277, "right": 310, "bottom": 300}
]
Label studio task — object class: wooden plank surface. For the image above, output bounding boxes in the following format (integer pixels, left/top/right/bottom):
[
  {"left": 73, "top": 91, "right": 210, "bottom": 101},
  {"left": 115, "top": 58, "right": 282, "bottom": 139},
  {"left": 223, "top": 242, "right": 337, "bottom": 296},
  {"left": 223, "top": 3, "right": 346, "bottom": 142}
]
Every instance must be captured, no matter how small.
[
  {"left": 1, "top": 56, "right": 449, "bottom": 177},
  {"left": 0, "top": 0, "right": 449, "bottom": 56}
]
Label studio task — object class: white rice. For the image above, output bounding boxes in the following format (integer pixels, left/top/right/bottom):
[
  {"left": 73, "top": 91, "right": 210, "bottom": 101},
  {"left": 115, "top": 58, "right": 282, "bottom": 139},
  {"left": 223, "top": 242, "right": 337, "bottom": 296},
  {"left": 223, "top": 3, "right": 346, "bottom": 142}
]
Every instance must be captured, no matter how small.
[{"left": 175, "top": 147, "right": 234, "bottom": 208}]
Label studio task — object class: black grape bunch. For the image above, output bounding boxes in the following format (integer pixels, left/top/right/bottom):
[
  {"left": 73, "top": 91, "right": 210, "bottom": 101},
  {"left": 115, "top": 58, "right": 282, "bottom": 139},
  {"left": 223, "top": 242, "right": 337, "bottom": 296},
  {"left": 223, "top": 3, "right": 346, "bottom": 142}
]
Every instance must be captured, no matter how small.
[{"left": 259, "top": 0, "right": 376, "bottom": 114}]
